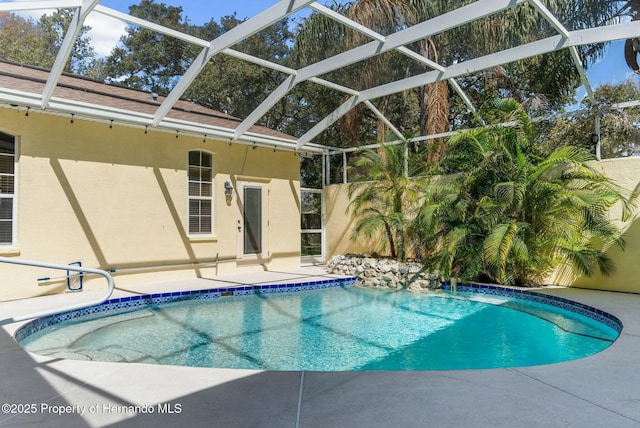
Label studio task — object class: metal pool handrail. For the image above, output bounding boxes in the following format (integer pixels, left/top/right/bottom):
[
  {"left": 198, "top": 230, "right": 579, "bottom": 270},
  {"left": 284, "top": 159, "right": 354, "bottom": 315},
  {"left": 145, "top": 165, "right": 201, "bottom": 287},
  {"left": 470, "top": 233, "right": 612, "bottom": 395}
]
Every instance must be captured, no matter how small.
[{"left": 0, "top": 256, "right": 115, "bottom": 326}]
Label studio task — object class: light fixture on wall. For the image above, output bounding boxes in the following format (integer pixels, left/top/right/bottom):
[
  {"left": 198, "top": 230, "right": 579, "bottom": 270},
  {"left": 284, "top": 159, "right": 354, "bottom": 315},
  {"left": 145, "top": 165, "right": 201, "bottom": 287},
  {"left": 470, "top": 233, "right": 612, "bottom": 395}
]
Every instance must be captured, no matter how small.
[
  {"left": 591, "top": 133, "right": 600, "bottom": 144},
  {"left": 224, "top": 181, "right": 233, "bottom": 197}
]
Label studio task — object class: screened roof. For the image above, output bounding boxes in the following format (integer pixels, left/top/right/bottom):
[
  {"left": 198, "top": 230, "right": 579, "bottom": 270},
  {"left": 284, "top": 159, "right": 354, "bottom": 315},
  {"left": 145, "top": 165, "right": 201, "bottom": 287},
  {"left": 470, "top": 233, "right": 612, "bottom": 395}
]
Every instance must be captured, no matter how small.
[{"left": 0, "top": 0, "right": 638, "bottom": 154}]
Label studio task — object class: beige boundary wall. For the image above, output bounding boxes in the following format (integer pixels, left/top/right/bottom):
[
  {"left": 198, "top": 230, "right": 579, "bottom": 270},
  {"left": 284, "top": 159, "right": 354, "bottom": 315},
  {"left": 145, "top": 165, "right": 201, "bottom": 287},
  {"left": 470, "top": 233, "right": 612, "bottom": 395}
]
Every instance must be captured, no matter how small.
[
  {"left": 326, "top": 156, "right": 640, "bottom": 293},
  {"left": 548, "top": 156, "right": 640, "bottom": 293},
  {"left": 0, "top": 108, "right": 301, "bottom": 300}
]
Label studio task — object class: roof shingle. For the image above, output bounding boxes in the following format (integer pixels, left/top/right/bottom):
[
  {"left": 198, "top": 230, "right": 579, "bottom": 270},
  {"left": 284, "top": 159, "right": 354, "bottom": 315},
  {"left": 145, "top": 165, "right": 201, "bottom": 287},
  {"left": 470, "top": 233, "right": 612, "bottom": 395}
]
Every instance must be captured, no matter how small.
[{"left": 0, "top": 61, "right": 294, "bottom": 141}]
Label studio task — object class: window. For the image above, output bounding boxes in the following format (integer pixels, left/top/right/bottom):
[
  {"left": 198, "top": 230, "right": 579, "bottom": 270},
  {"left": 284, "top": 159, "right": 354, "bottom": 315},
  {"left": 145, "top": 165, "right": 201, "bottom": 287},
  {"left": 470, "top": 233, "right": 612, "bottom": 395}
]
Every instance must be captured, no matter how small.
[
  {"left": 188, "top": 151, "right": 213, "bottom": 235},
  {"left": 301, "top": 188, "right": 322, "bottom": 263},
  {"left": 0, "top": 132, "right": 15, "bottom": 246}
]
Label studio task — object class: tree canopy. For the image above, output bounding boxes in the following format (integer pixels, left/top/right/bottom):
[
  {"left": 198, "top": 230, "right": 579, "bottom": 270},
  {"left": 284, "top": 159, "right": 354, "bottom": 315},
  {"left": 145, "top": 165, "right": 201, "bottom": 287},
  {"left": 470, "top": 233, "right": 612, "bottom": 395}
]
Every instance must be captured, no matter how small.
[
  {"left": 540, "top": 79, "right": 640, "bottom": 159},
  {"left": 0, "top": 9, "right": 97, "bottom": 74}
]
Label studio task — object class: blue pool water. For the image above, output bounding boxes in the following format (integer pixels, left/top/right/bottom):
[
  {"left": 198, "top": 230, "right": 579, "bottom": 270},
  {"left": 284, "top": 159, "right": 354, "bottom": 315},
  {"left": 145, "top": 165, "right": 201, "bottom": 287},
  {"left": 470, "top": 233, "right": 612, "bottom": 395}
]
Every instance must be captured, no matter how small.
[{"left": 19, "top": 286, "right": 620, "bottom": 370}]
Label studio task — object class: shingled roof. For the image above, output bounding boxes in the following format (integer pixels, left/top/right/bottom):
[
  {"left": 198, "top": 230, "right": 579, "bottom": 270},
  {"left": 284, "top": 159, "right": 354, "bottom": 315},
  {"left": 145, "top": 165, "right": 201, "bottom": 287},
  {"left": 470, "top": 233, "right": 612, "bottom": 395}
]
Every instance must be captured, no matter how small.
[{"left": 0, "top": 60, "right": 300, "bottom": 146}]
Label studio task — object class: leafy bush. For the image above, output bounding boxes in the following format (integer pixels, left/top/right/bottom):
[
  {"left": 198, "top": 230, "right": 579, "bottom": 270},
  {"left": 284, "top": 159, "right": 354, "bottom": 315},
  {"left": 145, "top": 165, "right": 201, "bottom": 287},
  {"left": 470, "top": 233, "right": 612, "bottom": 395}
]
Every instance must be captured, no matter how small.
[{"left": 348, "top": 98, "right": 638, "bottom": 286}]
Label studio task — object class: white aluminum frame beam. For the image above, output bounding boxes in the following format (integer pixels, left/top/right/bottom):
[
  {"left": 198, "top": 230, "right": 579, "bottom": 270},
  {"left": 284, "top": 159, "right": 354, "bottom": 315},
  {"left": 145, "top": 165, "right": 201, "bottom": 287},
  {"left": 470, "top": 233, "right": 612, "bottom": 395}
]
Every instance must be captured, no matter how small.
[
  {"left": 310, "top": 1, "right": 452, "bottom": 74},
  {"left": 327, "top": 98, "right": 640, "bottom": 156},
  {"left": 528, "top": 0, "right": 595, "bottom": 101},
  {"left": 309, "top": 3, "right": 384, "bottom": 42},
  {"left": 151, "top": 0, "right": 317, "bottom": 127},
  {"left": 95, "top": 4, "right": 360, "bottom": 97},
  {"left": 569, "top": 46, "right": 595, "bottom": 101},
  {"left": 233, "top": 0, "right": 526, "bottom": 141},
  {"left": 297, "top": 0, "right": 529, "bottom": 83},
  {"left": 296, "top": 20, "right": 640, "bottom": 148},
  {"left": 528, "top": 0, "right": 570, "bottom": 38},
  {"left": 1, "top": 0, "right": 632, "bottom": 155},
  {"left": 94, "top": 5, "right": 207, "bottom": 47},
  {"left": 41, "top": 0, "right": 101, "bottom": 109},
  {"left": 363, "top": 100, "right": 404, "bottom": 140}
]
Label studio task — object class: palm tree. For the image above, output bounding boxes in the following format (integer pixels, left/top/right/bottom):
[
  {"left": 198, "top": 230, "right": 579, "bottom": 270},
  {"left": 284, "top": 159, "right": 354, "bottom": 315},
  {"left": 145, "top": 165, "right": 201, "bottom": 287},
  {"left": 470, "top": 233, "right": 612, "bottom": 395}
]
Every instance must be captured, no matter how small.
[
  {"left": 415, "top": 98, "right": 637, "bottom": 286},
  {"left": 348, "top": 141, "right": 425, "bottom": 261}
]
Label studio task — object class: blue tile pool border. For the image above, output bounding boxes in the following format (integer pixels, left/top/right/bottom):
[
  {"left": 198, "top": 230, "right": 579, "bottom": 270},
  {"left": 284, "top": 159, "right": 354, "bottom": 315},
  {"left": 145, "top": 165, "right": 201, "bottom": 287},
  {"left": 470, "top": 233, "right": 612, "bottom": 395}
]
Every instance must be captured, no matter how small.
[
  {"left": 15, "top": 277, "right": 622, "bottom": 342},
  {"left": 441, "top": 281, "right": 622, "bottom": 333},
  {"left": 14, "top": 277, "right": 357, "bottom": 342}
]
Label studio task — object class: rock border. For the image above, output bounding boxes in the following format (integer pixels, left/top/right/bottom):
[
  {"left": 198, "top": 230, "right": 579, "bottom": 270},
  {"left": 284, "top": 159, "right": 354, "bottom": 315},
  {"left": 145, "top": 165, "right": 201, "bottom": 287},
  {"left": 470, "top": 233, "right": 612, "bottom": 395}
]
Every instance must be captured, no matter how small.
[{"left": 326, "top": 254, "right": 442, "bottom": 290}]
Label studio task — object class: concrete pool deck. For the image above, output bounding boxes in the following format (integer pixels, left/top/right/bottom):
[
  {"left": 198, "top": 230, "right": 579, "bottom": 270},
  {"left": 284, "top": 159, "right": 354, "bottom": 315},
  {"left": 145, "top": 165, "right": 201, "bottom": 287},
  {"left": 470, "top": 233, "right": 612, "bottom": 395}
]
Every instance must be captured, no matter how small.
[{"left": 0, "top": 267, "right": 639, "bottom": 427}]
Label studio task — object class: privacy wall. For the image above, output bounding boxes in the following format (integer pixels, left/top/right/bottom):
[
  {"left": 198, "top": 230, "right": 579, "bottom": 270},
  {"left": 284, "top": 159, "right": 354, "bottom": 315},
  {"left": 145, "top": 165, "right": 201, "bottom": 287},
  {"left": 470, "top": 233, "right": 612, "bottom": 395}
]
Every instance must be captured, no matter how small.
[{"left": 326, "top": 156, "right": 640, "bottom": 293}]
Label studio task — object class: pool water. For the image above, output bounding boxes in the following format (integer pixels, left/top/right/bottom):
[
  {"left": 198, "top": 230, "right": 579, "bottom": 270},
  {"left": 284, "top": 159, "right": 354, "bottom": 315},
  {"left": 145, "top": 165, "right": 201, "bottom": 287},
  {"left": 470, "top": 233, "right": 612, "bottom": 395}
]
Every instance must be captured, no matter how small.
[{"left": 19, "top": 287, "right": 620, "bottom": 371}]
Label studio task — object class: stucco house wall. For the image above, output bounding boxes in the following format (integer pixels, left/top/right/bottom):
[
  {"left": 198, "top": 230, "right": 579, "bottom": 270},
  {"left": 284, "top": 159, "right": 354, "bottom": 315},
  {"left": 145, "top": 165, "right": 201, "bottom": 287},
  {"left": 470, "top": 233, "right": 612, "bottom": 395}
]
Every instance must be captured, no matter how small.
[{"left": 0, "top": 65, "right": 301, "bottom": 300}]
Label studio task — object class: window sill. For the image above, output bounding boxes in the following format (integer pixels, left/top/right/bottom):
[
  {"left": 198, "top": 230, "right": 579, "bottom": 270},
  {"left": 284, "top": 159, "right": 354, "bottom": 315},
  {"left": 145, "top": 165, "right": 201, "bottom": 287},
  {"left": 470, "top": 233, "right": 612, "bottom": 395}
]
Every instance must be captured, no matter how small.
[
  {"left": 0, "top": 247, "right": 20, "bottom": 256},
  {"left": 188, "top": 235, "right": 218, "bottom": 243}
]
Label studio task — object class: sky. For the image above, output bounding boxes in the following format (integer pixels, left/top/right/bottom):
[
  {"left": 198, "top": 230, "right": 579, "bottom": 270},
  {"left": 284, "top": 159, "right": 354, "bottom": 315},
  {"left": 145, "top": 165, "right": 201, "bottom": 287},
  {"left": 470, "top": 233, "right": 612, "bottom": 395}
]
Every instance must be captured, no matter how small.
[
  {"left": 99, "top": 0, "right": 282, "bottom": 24},
  {"left": 84, "top": 0, "right": 293, "bottom": 56},
  {"left": 2, "top": 0, "right": 636, "bottom": 105}
]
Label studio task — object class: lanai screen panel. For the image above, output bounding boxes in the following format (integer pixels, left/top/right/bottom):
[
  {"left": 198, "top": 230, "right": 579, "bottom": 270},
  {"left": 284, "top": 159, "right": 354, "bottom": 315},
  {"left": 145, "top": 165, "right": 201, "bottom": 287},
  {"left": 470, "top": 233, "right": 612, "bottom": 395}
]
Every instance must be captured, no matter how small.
[{"left": 0, "top": 0, "right": 636, "bottom": 152}]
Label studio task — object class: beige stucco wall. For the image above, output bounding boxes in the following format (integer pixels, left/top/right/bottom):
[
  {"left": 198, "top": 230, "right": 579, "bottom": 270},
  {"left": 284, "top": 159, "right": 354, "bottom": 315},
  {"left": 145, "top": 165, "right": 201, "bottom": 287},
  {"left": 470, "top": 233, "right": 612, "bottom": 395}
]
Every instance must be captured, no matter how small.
[
  {"left": 326, "top": 156, "right": 640, "bottom": 293},
  {"left": 324, "top": 183, "right": 384, "bottom": 258},
  {"left": 0, "top": 108, "right": 301, "bottom": 300},
  {"left": 547, "top": 156, "right": 640, "bottom": 292}
]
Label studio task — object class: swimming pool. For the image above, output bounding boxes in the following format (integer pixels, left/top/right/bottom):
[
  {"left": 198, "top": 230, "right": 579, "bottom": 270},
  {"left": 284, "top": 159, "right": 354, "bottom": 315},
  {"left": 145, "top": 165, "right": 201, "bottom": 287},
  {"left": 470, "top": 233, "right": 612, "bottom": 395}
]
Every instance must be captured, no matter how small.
[{"left": 16, "top": 280, "right": 621, "bottom": 371}]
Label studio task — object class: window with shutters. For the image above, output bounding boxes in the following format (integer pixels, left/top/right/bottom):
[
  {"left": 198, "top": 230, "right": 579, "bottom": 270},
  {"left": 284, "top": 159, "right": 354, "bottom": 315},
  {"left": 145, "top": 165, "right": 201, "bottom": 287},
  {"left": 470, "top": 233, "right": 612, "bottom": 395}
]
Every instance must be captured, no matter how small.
[
  {"left": 0, "top": 132, "right": 15, "bottom": 246},
  {"left": 188, "top": 150, "right": 213, "bottom": 235}
]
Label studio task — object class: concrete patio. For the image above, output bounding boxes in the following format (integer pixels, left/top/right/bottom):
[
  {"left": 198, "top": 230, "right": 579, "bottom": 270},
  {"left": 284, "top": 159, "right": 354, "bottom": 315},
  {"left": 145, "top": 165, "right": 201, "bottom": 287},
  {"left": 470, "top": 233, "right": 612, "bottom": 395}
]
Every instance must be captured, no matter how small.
[{"left": 0, "top": 268, "right": 639, "bottom": 427}]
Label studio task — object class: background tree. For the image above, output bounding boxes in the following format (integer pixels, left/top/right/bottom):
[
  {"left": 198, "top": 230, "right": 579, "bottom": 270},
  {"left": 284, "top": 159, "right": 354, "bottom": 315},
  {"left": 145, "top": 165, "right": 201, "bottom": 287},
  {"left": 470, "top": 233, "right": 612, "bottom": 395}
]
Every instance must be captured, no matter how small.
[
  {"left": 540, "top": 79, "right": 640, "bottom": 158},
  {"left": 0, "top": 10, "right": 96, "bottom": 74},
  {"left": 104, "top": 0, "right": 192, "bottom": 93},
  {"left": 0, "top": 13, "right": 48, "bottom": 66}
]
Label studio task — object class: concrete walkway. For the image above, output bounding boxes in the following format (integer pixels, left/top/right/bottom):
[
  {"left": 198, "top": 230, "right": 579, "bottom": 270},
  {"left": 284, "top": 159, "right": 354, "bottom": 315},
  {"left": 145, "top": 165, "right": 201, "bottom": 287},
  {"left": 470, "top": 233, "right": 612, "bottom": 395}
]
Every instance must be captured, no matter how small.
[{"left": 0, "top": 270, "right": 639, "bottom": 427}]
